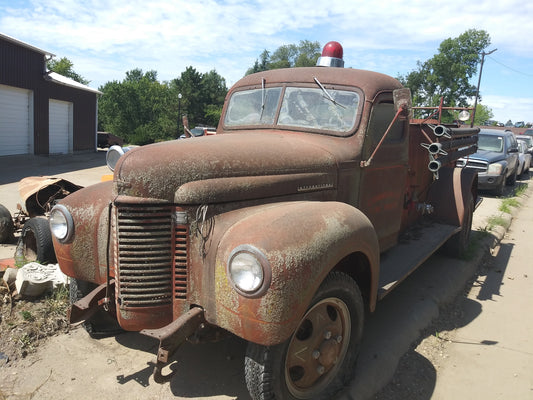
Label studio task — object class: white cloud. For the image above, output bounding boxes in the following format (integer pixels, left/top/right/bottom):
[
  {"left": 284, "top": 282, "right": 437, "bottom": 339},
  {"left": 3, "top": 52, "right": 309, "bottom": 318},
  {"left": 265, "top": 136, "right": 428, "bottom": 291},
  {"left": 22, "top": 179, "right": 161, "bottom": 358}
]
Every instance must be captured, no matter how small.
[
  {"left": 1, "top": 0, "right": 532, "bottom": 121},
  {"left": 483, "top": 95, "right": 533, "bottom": 124}
]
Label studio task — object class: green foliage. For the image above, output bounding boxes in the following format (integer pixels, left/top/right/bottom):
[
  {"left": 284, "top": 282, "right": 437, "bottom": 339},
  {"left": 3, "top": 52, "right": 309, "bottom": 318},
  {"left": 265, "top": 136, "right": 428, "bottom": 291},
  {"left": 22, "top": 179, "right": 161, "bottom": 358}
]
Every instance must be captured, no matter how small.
[
  {"left": 20, "top": 310, "right": 34, "bottom": 322},
  {"left": 399, "top": 29, "right": 491, "bottom": 119},
  {"left": 98, "top": 67, "right": 227, "bottom": 145},
  {"left": 47, "top": 57, "right": 90, "bottom": 85},
  {"left": 246, "top": 40, "right": 321, "bottom": 75},
  {"left": 473, "top": 103, "right": 494, "bottom": 125},
  {"left": 499, "top": 198, "right": 520, "bottom": 214}
]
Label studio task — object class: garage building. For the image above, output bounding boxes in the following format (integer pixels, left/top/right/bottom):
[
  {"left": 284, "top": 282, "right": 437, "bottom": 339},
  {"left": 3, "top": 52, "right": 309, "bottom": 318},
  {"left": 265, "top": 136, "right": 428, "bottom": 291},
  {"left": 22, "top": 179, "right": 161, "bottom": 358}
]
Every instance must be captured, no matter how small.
[{"left": 0, "top": 33, "right": 101, "bottom": 156}]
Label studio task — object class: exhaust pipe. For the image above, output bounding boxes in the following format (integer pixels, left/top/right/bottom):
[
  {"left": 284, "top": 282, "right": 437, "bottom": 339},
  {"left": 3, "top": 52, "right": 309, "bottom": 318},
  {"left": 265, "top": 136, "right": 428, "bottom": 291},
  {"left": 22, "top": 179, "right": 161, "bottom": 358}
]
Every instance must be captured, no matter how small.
[
  {"left": 428, "top": 159, "right": 441, "bottom": 173},
  {"left": 430, "top": 125, "right": 480, "bottom": 139}
]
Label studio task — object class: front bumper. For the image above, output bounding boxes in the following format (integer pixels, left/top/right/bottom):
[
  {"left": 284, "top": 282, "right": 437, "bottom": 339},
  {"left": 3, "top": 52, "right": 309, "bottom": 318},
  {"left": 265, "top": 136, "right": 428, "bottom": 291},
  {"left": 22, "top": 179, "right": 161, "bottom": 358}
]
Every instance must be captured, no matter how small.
[{"left": 477, "top": 173, "right": 505, "bottom": 190}]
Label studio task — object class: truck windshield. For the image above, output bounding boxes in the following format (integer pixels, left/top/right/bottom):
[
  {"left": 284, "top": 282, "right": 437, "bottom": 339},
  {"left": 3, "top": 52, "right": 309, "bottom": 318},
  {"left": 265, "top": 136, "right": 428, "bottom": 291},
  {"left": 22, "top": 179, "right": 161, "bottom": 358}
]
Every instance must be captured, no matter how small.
[
  {"left": 224, "top": 86, "right": 359, "bottom": 134},
  {"left": 478, "top": 135, "right": 503, "bottom": 152}
]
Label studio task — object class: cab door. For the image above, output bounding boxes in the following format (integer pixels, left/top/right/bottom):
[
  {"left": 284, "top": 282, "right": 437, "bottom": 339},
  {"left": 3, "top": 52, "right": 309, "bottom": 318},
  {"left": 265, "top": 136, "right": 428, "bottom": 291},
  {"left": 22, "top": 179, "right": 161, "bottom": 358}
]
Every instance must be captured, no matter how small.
[{"left": 358, "top": 93, "right": 409, "bottom": 252}]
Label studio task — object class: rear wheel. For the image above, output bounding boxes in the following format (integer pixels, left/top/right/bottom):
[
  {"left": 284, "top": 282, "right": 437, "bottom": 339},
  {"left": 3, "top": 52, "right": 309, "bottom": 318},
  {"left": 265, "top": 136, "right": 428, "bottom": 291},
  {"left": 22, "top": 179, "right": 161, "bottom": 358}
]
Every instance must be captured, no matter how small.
[{"left": 245, "top": 271, "right": 364, "bottom": 400}]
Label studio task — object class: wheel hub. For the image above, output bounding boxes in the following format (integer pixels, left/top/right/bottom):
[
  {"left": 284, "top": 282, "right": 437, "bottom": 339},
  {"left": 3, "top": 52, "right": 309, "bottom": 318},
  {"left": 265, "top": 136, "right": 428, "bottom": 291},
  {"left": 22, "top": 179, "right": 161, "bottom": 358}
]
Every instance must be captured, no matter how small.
[{"left": 285, "top": 297, "right": 351, "bottom": 398}]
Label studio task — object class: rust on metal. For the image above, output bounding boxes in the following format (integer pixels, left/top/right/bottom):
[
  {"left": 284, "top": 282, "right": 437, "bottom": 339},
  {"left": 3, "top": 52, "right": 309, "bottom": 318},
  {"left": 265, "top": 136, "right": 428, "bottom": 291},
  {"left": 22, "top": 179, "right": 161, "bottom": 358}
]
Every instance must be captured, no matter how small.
[
  {"left": 69, "top": 280, "right": 114, "bottom": 324},
  {"left": 141, "top": 307, "right": 205, "bottom": 383}
]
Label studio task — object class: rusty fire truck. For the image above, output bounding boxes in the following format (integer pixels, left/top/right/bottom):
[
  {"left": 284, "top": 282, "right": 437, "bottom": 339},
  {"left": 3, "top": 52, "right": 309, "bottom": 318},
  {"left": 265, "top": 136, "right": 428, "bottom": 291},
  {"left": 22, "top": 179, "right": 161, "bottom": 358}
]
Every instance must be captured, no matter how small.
[{"left": 50, "top": 42, "right": 479, "bottom": 400}]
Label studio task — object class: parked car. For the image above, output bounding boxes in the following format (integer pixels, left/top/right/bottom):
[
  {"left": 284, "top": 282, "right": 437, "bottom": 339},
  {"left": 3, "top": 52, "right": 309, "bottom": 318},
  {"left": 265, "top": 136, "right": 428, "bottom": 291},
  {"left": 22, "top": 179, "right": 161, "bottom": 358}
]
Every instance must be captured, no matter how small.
[
  {"left": 517, "top": 140, "right": 531, "bottom": 177},
  {"left": 457, "top": 129, "right": 519, "bottom": 196},
  {"left": 97, "top": 132, "right": 124, "bottom": 148},
  {"left": 523, "top": 128, "right": 533, "bottom": 136},
  {"left": 516, "top": 135, "right": 533, "bottom": 156},
  {"left": 179, "top": 126, "right": 216, "bottom": 139}
]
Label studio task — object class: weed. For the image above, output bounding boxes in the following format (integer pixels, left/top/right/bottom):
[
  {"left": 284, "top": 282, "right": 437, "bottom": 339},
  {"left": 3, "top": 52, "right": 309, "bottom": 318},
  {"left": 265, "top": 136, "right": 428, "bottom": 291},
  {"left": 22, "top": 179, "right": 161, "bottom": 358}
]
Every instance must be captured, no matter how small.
[
  {"left": 20, "top": 310, "right": 34, "bottom": 322},
  {"left": 499, "top": 198, "right": 520, "bottom": 214},
  {"left": 487, "top": 215, "right": 510, "bottom": 230},
  {"left": 514, "top": 183, "right": 528, "bottom": 197}
]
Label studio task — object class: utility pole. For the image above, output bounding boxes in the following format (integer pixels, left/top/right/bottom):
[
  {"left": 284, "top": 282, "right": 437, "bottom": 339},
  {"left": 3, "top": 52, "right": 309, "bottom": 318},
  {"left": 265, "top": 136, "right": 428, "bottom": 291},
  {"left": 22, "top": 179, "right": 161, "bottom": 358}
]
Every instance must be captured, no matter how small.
[
  {"left": 471, "top": 48, "right": 497, "bottom": 127},
  {"left": 177, "top": 93, "right": 183, "bottom": 138}
]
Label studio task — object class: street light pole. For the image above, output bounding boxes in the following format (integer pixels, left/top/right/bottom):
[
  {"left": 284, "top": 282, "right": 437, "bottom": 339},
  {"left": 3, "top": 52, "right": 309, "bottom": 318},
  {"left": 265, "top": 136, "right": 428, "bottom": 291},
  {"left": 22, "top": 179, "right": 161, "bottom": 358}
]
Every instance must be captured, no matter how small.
[
  {"left": 471, "top": 48, "right": 497, "bottom": 127},
  {"left": 177, "top": 93, "right": 182, "bottom": 138}
]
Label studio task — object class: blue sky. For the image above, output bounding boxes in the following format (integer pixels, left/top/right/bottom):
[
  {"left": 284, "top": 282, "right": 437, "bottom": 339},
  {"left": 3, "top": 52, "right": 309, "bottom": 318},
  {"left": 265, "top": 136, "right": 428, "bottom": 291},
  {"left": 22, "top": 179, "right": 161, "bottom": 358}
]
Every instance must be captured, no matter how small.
[{"left": 1, "top": 0, "right": 532, "bottom": 124}]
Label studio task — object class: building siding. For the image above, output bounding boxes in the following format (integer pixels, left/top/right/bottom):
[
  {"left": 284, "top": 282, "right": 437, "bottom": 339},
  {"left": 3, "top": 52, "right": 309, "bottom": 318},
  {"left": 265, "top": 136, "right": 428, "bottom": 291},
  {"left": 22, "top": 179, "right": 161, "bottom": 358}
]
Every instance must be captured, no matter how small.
[{"left": 0, "top": 35, "right": 98, "bottom": 155}]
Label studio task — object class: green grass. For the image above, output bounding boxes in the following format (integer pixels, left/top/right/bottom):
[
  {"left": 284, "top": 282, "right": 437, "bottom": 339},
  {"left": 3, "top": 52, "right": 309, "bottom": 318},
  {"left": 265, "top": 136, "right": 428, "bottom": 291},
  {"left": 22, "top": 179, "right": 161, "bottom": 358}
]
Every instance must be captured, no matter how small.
[
  {"left": 499, "top": 198, "right": 520, "bottom": 214},
  {"left": 486, "top": 215, "right": 511, "bottom": 231}
]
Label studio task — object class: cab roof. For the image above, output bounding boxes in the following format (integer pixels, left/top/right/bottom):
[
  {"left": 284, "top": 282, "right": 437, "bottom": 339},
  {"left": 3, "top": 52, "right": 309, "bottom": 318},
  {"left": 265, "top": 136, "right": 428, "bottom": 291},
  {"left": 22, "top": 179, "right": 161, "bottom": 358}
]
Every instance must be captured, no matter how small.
[{"left": 232, "top": 67, "right": 403, "bottom": 99}]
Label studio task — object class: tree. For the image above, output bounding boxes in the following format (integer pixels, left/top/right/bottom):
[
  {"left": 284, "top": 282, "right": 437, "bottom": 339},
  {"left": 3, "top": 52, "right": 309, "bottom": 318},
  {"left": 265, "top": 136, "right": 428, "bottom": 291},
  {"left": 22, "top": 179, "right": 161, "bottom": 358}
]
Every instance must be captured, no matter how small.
[
  {"left": 472, "top": 103, "right": 494, "bottom": 125},
  {"left": 399, "top": 29, "right": 491, "bottom": 120},
  {"left": 98, "top": 67, "right": 227, "bottom": 144},
  {"left": 170, "top": 67, "right": 227, "bottom": 128},
  {"left": 98, "top": 69, "right": 170, "bottom": 144},
  {"left": 245, "top": 40, "right": 321, "bottom": 75},
  {"left": 47, "top": 57, "right": 89, "bottom": 85}
]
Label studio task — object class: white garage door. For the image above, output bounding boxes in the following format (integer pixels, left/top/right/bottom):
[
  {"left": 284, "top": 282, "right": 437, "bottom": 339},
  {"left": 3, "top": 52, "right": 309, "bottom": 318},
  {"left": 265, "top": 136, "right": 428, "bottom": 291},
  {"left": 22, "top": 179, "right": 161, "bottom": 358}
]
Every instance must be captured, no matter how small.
[
  {"left": 0, "top": 84, "right": 33, "bottom": 156},
  {"left": 49, "top": 99, "right": 73, "bottom": 154}
]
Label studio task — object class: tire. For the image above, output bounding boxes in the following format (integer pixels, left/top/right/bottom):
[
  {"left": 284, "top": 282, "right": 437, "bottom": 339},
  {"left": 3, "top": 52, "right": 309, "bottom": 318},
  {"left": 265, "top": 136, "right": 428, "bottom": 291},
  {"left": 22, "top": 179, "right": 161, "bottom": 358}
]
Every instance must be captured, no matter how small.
[
  {"left": 0, "top": 204, "right": 14, "bottom": 244},
  {"left": 506, "top": 168, "right": 517, "bottom": 186},
  {"left": 443, "top": 194, "right": 474, "bottom": 258},
  {"left": 244, "top": 271, "right": 364, "bottom": 400},
  {"left": 69, "top": 278, "right": 124, "bottom": 338},
  {"left": 492, "top": 176, "right": 505, "bottom": 196},
  {"left": 16, "top": 216, "right": 56, "bottom": 264}
]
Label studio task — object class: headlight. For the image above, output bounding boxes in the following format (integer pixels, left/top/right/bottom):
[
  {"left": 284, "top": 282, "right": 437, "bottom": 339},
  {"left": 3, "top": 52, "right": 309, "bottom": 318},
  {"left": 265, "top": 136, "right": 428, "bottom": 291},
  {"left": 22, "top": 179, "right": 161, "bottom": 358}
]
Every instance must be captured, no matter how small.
[
  {"left": 487, "top": 163, "right": 503, "bottom": 174},
  {"left": 106, "top": 145, "right": 131, "bottom": 171},
  {"left": 49, "top": 204, "right": 74, "bottom": 243},
  {"left": 227, "top": 245, "right": 271, "bottom": 297}
]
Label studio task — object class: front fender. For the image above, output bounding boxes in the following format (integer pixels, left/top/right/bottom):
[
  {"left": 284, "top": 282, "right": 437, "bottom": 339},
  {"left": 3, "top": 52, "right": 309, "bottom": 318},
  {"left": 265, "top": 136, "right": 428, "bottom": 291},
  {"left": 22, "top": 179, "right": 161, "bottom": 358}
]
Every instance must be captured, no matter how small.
[{"left": 212, "top": 201, "right": 379, "bottom": 346}]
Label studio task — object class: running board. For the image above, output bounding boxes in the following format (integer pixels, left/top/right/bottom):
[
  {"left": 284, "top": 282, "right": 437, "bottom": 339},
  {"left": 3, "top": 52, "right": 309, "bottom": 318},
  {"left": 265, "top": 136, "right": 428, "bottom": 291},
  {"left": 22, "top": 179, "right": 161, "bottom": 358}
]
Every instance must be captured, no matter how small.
[{"left": 378, "top": 222, "right": 460, "bottom": 299}]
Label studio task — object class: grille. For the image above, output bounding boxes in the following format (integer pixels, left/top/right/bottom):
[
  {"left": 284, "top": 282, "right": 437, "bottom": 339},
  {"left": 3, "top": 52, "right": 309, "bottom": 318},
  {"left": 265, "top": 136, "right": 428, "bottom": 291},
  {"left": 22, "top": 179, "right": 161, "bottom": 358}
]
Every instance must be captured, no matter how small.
[
  {"left": 116, "top": 205, "right": 188, "bottom": 308},
  {"left": 457, "top": 158, "right": 488, "bottom": 173}
]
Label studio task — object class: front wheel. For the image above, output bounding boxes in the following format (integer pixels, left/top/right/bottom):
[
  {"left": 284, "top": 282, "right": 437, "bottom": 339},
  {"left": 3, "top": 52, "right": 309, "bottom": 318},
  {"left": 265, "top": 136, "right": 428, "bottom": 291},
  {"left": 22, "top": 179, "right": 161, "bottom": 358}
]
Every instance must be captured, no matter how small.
[{"left": 245, "top": 271, "right": 364, "bottom": 400}]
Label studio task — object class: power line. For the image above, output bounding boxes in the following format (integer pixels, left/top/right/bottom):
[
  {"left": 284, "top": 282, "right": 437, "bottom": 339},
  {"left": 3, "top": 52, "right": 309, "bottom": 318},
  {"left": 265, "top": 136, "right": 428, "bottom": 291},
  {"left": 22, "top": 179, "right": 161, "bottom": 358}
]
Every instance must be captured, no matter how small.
[{"left": 486, "top": 55, "right": 533, "bottom": 77}]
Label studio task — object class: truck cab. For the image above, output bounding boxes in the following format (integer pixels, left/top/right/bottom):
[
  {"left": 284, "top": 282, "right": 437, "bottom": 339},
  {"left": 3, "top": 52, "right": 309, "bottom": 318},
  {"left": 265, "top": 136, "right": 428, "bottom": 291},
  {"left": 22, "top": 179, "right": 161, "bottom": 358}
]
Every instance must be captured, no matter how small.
[{"left": 49, "top": 41, "right": 478, "bottom": 400}]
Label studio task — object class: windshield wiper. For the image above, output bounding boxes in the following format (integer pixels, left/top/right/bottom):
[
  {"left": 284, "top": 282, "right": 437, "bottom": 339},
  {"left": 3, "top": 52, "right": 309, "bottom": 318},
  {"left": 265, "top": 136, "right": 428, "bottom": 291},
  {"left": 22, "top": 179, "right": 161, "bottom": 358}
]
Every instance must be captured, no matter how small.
[{"left": 313, "top": 77, "right": 345, "bottom": 109}]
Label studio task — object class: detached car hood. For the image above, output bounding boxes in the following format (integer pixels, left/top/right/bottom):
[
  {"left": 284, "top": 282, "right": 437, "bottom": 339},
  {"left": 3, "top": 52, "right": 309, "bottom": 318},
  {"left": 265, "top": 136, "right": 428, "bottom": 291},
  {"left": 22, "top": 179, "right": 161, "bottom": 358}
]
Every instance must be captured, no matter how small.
[
  {"left": 114, "top": 132, "right": 339, "bottom": 204},
  {"left": 467, "top": 149, "right": 506, "bottom": 164}
]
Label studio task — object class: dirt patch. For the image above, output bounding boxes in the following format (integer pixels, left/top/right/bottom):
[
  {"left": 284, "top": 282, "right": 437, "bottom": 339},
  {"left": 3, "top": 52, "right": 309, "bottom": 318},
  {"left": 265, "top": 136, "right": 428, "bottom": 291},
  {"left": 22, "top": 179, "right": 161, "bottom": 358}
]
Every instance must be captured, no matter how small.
[{"left": 0, "top": 280, "right": 70, "bottom": 364}]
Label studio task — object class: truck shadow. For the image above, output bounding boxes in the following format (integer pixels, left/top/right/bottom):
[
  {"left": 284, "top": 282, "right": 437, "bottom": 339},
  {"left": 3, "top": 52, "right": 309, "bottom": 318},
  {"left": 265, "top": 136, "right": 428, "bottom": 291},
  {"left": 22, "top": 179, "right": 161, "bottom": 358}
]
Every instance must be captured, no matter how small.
[
  {"left": 372, "top": 237, "right": 513, "bottom": 400},
  {"left": 114, "top": 331, "right": 251, "bottom": 398}
]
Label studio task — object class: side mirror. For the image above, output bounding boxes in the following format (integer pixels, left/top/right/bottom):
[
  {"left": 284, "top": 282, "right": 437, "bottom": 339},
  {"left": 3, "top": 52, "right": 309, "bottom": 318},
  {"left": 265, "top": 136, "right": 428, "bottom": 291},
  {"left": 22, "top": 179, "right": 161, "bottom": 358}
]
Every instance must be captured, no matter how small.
[{"left": 393, "top": 88, "right": 412, "bottom": 117}]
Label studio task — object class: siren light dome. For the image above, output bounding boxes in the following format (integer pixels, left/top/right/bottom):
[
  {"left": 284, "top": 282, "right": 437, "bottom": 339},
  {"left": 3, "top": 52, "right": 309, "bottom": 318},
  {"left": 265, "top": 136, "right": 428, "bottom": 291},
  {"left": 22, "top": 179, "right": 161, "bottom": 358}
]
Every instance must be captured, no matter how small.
[{"left": 316, "top": 41, "right": 344, "bottom": 68}]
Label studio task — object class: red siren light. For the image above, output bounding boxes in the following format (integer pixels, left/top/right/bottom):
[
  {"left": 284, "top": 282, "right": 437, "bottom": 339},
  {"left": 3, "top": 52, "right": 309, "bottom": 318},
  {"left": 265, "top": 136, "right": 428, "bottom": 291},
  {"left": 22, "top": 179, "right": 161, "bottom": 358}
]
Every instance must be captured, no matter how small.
[{"left": 316, "top": 41, "right": 344, "bottom": 68}]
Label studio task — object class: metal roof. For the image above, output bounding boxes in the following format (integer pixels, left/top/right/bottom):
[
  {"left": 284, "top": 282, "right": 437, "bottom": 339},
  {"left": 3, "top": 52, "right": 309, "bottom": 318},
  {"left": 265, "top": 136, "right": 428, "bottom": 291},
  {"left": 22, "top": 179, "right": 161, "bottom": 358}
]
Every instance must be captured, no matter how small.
[
  {"left": 45, "top": 71, "right": 102, "bottom": 94},
  {"left": 0, "top": 32, "right": 55, "bottom": 57}
]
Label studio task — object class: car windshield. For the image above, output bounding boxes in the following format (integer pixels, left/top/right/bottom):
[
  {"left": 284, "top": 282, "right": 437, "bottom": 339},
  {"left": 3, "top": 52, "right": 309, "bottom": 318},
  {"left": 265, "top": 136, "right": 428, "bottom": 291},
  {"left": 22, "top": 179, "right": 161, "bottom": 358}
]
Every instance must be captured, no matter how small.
[
  {"left": 223, "top": 86, "right": 360, "bottom": 135},
  {"left": 478, "top": 134, "right": 504, "bottom": 152},
  {"left": 518, "top": 136, "right": 532, "bottom": 146}
]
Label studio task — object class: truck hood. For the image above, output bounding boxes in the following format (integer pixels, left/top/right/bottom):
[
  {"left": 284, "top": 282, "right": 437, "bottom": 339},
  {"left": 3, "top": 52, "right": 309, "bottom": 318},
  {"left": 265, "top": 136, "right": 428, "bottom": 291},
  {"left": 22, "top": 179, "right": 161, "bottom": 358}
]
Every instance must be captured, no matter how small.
[
  {"left": 468, "top": 149, "right": 506, "bottom": 164},
  {"left": 114, "top": 132, "right": 339, "bottom": 204}
]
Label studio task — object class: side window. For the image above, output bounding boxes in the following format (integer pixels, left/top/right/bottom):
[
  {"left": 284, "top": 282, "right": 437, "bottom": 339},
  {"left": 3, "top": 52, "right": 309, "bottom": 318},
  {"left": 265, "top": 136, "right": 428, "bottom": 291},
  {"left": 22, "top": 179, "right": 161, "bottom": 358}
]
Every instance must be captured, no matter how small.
[{"left": 366, "top": 100, "right": 404, "bottom": 148}]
